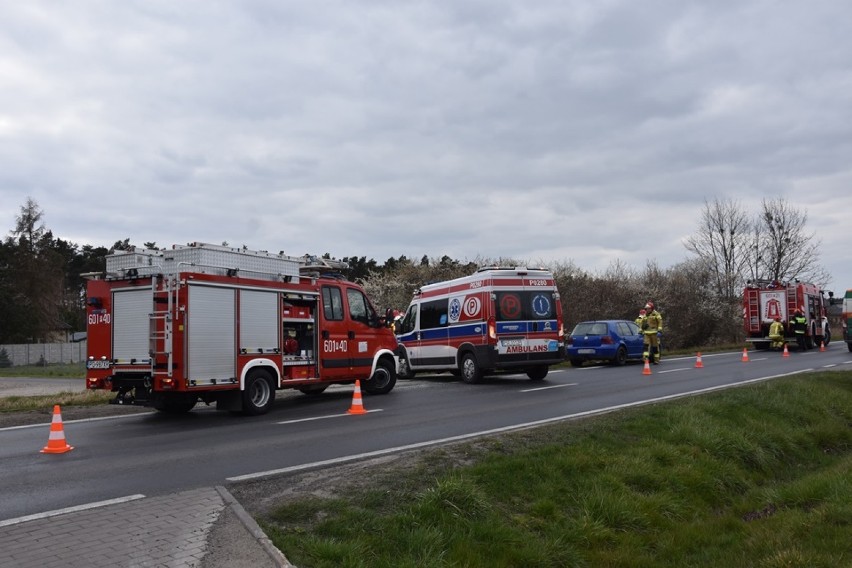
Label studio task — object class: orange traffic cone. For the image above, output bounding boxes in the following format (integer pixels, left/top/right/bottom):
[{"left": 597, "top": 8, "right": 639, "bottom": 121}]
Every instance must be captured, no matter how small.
[
  {"left": 782, "top": 343, "right": 790, "bottom": 358},
  {"left": 820, "top": 341, "right": 826, "bottom": 352},
  {"left": 41, "top": 405, "right": 73, "bottom": 454},
  {"left": 695, "top": 352, "right": 704, "bottom": 368},
  {"left": 347, "top": 380, "right": 367, "bottom": 415},
  {"left": 642, "top": 358, "right": 652, "bottom": 375},
  {"left": 741, "top": 348, "right": 749, "bottom": 362}
]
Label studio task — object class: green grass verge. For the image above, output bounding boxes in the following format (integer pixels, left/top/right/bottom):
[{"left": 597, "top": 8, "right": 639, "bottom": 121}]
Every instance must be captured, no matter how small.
[
  {"left": 0, "top": 362, "right": 85, "bottom": 378},
  {"left": 0, "top": 390, "right": 112, "bottom": 413},
  {"left": 261, "top": 371, "right": 852, "bottom": 567}
]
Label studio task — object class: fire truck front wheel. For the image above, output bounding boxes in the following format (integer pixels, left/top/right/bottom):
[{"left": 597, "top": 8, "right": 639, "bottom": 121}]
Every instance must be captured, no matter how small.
[
  {"left": 363, "top": 358, "right": 397, "bottom": 395},
  {"left": 242, "top": 371, "right": 276, "bottom": 415}
]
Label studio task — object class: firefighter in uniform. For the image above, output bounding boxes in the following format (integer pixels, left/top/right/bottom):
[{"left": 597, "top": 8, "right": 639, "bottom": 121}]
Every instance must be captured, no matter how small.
[
  {"left": 791, "top": 309, "right": 807, "bottom": 350},
  {"left": 768, "top": 316, "right": 785, "bottom": 350},
  {"left": 641, "top": 302, "right": 663, "bottom": 364}
]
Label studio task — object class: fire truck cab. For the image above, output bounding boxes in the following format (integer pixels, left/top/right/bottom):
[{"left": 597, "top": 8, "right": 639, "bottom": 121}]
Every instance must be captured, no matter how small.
[
  {"left": 84, "top": 243, "right": 398, "bottom": 415},
  {"left": 395, "top": 267, "right": 565, "bottom": 383},
  {"left": 743, "top": 279, "right": 831, "bottom": 350}
]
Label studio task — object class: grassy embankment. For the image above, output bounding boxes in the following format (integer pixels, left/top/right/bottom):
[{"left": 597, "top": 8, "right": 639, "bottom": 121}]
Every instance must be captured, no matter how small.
[
  {"left": 0, "top": 363, "right": 111, "bottom": 412},
  {"left": 261, "top": 371, "right": 852, "bottom": 568}
]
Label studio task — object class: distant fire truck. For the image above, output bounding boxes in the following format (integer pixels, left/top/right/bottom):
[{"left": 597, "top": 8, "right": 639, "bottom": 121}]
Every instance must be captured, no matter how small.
[
  {"left": 743, "top": 279, "right": 831, "bottom": 349},
  {"left": 84, "top": 243, "right": 398, "bottom": 415}
]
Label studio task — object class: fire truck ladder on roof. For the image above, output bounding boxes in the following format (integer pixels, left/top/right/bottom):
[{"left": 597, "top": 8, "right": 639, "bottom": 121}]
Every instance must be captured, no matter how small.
[{"left": 149, "top": 274, "right": 175, "bottom": 378}]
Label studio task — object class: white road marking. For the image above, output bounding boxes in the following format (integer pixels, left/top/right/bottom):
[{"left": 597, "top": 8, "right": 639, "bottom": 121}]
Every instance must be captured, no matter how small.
[
  {"left": 0, "top": 494, "right": 145, "bottom": 527},
  {"left": 0, "top": 413, "right": 149, "bottom": 432},
  {"left": 520, "top": 383, "right": 577, "bottom": 392},
  {"left": 228, "top": 368, "right": 811, "bottom": 483},
  {"left": 275, "top": 409, "right": 383, "bottom": 425},
  {"left": 656, "top": 368, "right": 690, "bottom": 374}
]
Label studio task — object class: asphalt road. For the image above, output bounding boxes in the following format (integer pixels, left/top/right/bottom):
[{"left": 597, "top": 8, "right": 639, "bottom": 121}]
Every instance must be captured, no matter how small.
[{"left": 2, "top": 345, "right": 851, "bottom": 522}]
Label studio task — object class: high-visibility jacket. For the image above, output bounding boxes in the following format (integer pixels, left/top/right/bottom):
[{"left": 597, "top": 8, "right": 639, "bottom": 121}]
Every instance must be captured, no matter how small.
[
  {"left": 768, "top": 321, "right": 784, "bottom": 337},
  {"left": 643, "top": 310, "right": 662, "bottom": 335},
  {"left": 792, "top": 315, "right": 807, "bottom": 335}
]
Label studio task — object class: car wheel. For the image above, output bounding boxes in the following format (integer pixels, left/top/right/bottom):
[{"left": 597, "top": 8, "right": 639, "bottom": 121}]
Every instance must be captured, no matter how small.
[
  {"left": 613, "top": 346, "right": 628, "bottom": 366},
  {"left": 569, "top": 358, "right": 584, "bottom": 367},
  {"left": 298, "top": 384, "right": 329, "bottom": 396}
]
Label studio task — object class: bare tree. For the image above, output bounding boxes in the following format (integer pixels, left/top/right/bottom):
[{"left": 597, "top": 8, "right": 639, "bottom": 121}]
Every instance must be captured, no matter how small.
[
  {"left": 683, "top": 197, "right": 752, "bottom": 300},
  {"left": 756, "top": 198, "right": 827, "bottom": 285}
]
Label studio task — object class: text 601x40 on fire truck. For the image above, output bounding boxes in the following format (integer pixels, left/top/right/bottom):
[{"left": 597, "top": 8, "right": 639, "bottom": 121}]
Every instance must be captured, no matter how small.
[
  {"left": 394, "top": 266, "right": 564, "bottom": 383},
  {"left": 84, "top": 242, "right": 399, "bottom": 415}
]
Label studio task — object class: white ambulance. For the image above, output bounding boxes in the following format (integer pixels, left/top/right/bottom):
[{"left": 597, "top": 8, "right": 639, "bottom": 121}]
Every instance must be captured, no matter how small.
[{"left": 395, "top": 267, "right": 565, "bottom": 383}]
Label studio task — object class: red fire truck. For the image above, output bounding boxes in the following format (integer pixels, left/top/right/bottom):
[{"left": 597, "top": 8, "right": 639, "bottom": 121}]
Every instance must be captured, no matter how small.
[
  {"left": 84, "top": 243, "right": 398, "bottom": 415},
  {"left": 743, "top": 279, "right": 831, "bottom": 350}
]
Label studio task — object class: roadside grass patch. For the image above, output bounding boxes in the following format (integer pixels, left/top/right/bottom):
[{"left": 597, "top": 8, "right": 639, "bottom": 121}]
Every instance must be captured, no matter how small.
[
  {"left": 0, "top": 362, "right": 84, "bottom": 378},
  {"left": 261, "top": 372, "right": 852, "bottom": 567},
  {"left": 0, "top": 390, "right": 111, "bottom": 413}
]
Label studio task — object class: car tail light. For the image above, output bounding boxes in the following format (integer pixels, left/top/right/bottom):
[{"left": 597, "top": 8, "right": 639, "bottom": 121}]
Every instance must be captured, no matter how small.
[
  {"left": 565, "top": 336, "right": 574, "bottom": 345},
  {"left": 601, "top": 336, "right": 613, "bottom": 345}
]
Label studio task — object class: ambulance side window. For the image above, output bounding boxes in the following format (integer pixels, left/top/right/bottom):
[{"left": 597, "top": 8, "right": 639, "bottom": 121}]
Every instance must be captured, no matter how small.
[
  {"left": 322, "top": 286, "right": 344, "bottom": 321},
  {"left": 420, "top": 299, "right": 448, "bottom": 330}
]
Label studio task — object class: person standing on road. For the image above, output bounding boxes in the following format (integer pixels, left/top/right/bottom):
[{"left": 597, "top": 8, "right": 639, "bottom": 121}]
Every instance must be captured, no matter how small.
[
  {"left": 768, "top": 317, "right": 785, "bottom": 350},
  {"left": 641, "top": 302, "right": 663, "bottom": 364},
  {"left": 791, "top": 309, "right": 808, "bottom": 350},
  {"left": 635, "top": 308, "right": 648, "bottom": 356}
]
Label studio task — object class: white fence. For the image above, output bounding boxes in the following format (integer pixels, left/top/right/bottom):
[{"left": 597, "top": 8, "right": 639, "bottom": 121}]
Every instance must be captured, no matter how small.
[{"left": 0, "top": 342, "right": 88, "bottom": 366}]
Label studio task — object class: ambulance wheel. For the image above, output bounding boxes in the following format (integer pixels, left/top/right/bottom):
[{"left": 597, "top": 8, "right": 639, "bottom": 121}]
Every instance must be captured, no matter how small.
[
  {"left": 364, "top": 358, "right": 396, "bottom": 395},
  {"left": 460, "top": 353, "right": 482, "bottom": 384},
  {"left": 398, "top": 356, "right": 416, "bottom": 379},
  {"left": 526, "top": 366, "right": 548, "bottom": 380},
  {"left": 242, "top": 371, "right": 276, "bottom": 415}
]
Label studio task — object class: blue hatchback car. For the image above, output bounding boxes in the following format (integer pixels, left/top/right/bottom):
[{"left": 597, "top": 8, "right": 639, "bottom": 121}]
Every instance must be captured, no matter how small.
[{"left": 566, "top": 320, "right": 645, "bottom": 366}]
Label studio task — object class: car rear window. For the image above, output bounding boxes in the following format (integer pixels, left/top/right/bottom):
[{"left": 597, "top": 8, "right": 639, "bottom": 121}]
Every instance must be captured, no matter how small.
[{"left": 572, "top": 322, "right": 607, "bottom": 335}]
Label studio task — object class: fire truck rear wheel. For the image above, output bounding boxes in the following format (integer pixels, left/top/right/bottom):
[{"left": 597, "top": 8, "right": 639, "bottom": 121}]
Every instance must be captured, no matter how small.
[
  {"left": 155, "top": 394, "right": 197, "bottom": 414},
  {"left": 242, "top": 371, "right": 276, "bottom": 415},
  {"left": 460, "top": 353, "right": 482, "bottom": 384},
  {"left": 363, "top": 359, "right": 396, "bottom": 395}
]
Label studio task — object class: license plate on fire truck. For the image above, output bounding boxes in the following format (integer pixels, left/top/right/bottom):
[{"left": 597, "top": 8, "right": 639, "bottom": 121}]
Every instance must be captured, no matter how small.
[{"left": 86, "top": 360, "right": 110, "bottom": 369}]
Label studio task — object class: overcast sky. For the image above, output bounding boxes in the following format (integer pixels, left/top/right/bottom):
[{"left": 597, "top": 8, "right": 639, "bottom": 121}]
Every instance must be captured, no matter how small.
[{"left": 2, "top": 1, "right": 851, "bottom": 293}]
